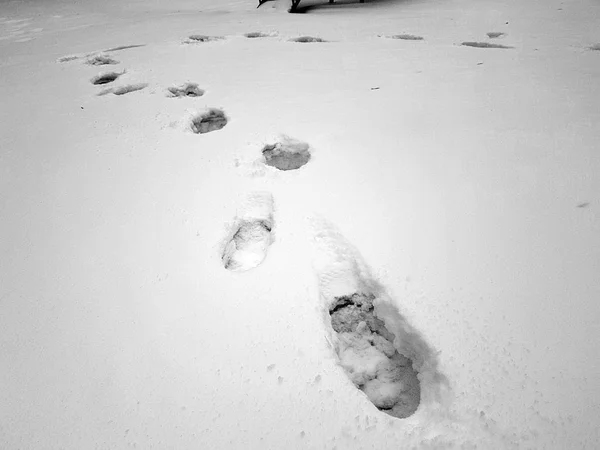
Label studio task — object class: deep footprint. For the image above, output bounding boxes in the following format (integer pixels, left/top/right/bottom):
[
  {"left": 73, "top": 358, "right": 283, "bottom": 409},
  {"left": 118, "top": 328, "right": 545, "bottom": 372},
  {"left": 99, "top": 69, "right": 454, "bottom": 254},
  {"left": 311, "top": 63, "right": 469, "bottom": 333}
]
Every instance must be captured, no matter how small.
[
  {"left": 244, "top": 31, "right": 275, "bottom": 38},
  {"left": 262, "top": 136, "right": 311, "bottom": 171},
  {"left": 222, "top": 192, "right": 274, "bottom": 272},
  {"left": 329, "top": 293, "right": 421, "bottom": 418},
  {"left": 388, "top": 34, "right": 424, "bottom": 41},
  {"left": 190, "top": 109, "right": 228, "bottom": 134},
  {"left": 186, "top": 35, "right": 225, "bottom": 43},
  {"left": 309, "top": 219, "right": 447, "bottom": 419},
  {"left": 91, "top": 71, "right": 122, "bottom": 85},
  {"left": 167, "top": 83, "right": 204, "bottom": 98},
  {"left": 289, "top": 36, "right": 327, "bottom": 43},
  {"left": 461, "top": 41, "right": 513, "bottom": 49}
]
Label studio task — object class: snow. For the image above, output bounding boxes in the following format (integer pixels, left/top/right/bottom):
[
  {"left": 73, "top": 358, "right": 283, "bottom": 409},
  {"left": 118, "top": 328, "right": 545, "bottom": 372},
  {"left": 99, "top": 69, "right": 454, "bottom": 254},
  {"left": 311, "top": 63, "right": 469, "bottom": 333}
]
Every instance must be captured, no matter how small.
[{"left": 1, "top": 0, "right": 599, "bottom": 448}]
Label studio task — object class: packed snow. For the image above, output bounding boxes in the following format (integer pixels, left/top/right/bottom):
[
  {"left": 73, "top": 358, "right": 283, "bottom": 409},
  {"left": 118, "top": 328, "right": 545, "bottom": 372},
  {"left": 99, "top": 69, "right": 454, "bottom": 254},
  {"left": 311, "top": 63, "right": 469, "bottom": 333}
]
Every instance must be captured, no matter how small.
[{"left": 1, "top": 0, "right": 599, "bottom": 448}]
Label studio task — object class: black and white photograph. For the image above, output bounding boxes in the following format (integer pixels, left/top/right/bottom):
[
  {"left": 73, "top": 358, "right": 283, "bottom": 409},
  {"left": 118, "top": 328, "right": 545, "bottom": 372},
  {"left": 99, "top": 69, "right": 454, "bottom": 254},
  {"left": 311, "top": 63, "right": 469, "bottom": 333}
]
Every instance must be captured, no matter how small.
[{"left": 1, "top": 0, "right": 599, "bottom": 448}]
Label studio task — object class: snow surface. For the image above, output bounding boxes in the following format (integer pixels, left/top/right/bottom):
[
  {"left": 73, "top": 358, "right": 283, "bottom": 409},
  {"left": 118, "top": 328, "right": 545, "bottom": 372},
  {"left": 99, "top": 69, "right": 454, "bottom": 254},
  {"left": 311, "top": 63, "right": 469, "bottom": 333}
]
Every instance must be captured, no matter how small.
[{"left": 1, "top": 0, "right": 600, "bottom": 448}]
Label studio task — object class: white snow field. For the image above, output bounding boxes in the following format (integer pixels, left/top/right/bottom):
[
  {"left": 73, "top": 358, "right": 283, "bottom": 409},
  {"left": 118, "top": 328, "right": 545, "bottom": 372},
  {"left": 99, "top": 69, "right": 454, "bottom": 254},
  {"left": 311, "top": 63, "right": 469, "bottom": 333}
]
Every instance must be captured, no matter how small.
[{"left": 1, "top": 0, "right": 599, "bottom": 448}]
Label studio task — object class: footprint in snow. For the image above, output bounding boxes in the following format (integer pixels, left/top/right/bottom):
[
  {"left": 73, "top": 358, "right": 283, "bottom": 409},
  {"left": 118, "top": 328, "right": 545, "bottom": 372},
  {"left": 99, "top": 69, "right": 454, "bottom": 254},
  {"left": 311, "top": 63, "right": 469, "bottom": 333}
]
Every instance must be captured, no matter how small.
[
  {"left": 222, "top": 192, "right": 275, "bottom": 272},
  {"left": 91, "top": 71, "right": 123, "bottom": 85},
  {"left": 86, "top": 54, "right": 119, "bottom": 66},
  {"left": 98, "top": 83, "right": 148, "bottom": 96},
  {"left": 166, "top": 83, "right": 205, "bottom": 98},
  {"left": 461, "top": 41, "right": 513, "bottom": 49},
  {"left": 262, "top": 136, "right": 311, "bottom": 171},
  {"left": 289, "top": 36, "right": 327, "bottom": 43},
  {"left": 189, "top": 108, "right": 228, "bottom": 134},
  {"left": 184, "top": 35, "right": 225, "bottom": 43},
  {"left": 309, "top": 218, "right": 448, "bottom": 419},
  {"left": 244, "top": 31, "right": 277, "bottom": 38},
  {"left": 385, "top": 34, "right": 424, "bottom": 41},
  {"left": 234, "top": 135, "right": 312, "bottom": 177},
  {"left": 57, "top": 55, "right": 81, "bottom": 63}
]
